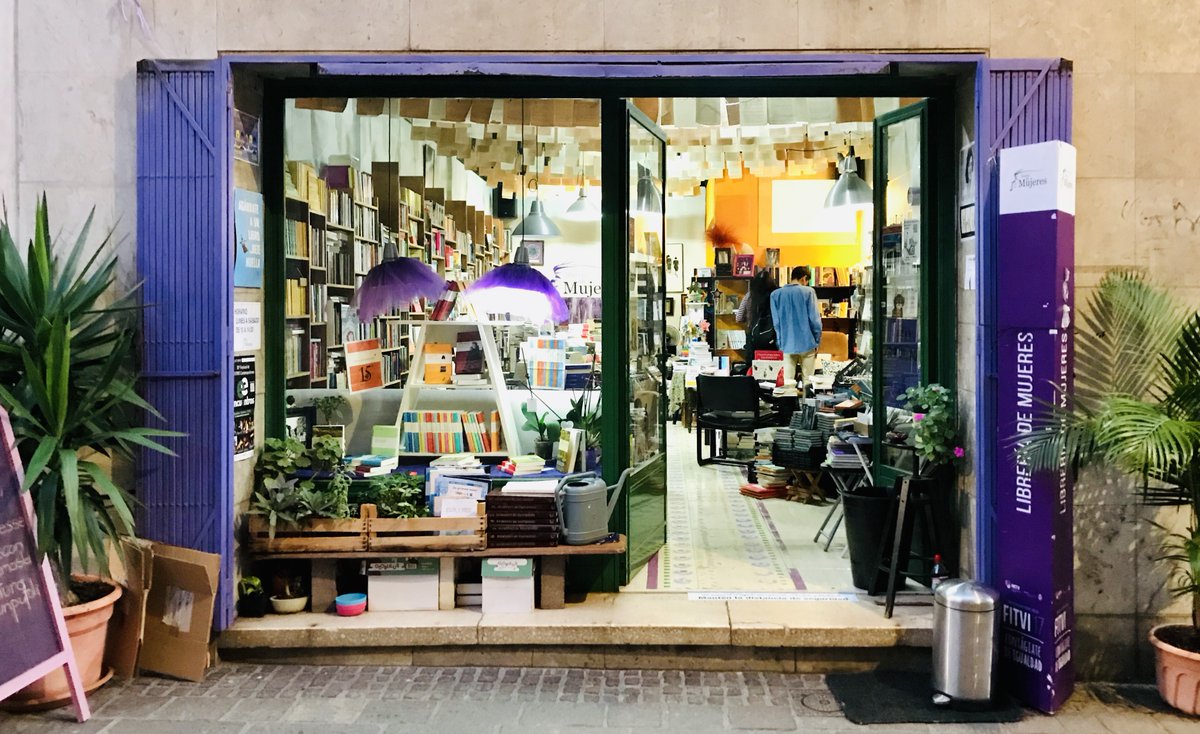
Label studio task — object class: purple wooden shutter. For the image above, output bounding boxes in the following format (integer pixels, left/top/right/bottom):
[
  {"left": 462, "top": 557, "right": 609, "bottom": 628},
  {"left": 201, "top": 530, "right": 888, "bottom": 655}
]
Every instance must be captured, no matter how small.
[
  {"left": 975, "top": 58, "right": 1072, "bottom": 584},
  {"left": 136, "top": 60, "right": 234, "bottom": 629}
]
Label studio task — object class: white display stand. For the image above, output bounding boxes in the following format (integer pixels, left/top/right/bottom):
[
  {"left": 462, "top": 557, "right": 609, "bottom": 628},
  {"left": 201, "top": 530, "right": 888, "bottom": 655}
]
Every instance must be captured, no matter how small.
[{"left": 395, "top": 320, "right": 520, "bottom": 456}]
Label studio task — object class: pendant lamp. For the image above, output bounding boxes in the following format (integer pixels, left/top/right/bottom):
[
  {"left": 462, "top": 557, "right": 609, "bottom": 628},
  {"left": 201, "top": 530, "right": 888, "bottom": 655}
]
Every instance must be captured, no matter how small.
[
  {"left": 513, "top": 199, "right": 561, "bottom": 237},
  {"left": 465, "top": 242, "right": 569, "bottom": 324},
  {"left": 635, "top": 164, "right": 662, "bottom": 215},
  {"left": 564, "top": 183, "right": 599, "bottom": 221},
  {"left": 824, "top": 147, "right": 872, "bottom": 209},
  {"left": 513, "top": 139, "right": 561, "bottom": 238},
  {"left": 352, "top": 238, "right": 448, "bottom": 322}
]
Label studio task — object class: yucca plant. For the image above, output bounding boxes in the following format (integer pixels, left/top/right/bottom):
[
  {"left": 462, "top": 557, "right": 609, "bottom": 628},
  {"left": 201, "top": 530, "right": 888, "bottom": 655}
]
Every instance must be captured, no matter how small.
[
  {"left": 1021, "top": 270, "right": 1200, "bottom": 629},
  {"left": 0, "top": 196, "right": 179, "bottom": 603}
]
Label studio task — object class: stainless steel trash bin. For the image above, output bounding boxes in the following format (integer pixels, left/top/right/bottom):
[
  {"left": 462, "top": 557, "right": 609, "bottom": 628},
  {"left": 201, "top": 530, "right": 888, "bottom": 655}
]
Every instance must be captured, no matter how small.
[{"left": 932, "top": 580, "right": 1000, "bottom": 706}]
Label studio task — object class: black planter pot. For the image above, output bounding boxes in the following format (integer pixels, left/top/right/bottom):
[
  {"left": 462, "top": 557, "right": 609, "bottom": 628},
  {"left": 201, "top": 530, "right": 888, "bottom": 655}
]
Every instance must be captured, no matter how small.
[
  {"left": 534, "top": 440, "right": 554, "bottom": 461},
  {"left": 841, "top": 485, "right": 895, "bottom": 591},
  {"left": 237, "top": 591, "right": 270, "bottom": 618}
]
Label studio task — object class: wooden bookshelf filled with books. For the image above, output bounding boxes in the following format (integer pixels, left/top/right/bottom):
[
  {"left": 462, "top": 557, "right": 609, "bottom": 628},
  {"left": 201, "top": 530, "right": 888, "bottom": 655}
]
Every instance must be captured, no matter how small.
[{"left": 285, "top": 161, "right": 416, "bottom": 390}]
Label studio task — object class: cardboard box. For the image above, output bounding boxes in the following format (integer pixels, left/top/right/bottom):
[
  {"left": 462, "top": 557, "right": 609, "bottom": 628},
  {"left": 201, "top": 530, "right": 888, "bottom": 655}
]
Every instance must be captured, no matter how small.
[
  {"left": 105, "top": 538, "right": 154, "bottom": 680},
  {"left": 366, "top": 558, "right": 439, "bottom": 611},
  {"left": 481, "top": 558, "right": 535, "bottom": 614},
  {"left": 133, "top": 543, "right": 222, "bottom": 682}
]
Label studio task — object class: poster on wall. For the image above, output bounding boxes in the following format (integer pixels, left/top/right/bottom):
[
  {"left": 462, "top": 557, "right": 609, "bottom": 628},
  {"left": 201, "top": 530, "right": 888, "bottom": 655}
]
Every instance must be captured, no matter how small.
[
  {"left": 233, "top": 189, "right": 264, "bottom": 288},
  {"left": 233, "top": 356, "right": 256, "bottom": 461},
  {"left": 665, "top": 242, "right": 684, "bottom": 293},
  {"left": 233, "top": 301, "right": 261, "bottom": 352},
  {"left": 995, "top": 141, "right": 1076, "bottom": 714},
  {"left": 234, "top": 111, "right": 260, "bottom": 166},
  {"left": 345, "top": 339, "right": 384, "bottom": 392}
]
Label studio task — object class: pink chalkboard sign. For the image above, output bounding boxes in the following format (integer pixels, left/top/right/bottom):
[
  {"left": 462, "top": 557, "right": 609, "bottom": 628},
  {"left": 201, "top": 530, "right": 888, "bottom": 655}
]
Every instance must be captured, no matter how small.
[{"left": 0, "top": 408, "right": 89, "bottom": 720}]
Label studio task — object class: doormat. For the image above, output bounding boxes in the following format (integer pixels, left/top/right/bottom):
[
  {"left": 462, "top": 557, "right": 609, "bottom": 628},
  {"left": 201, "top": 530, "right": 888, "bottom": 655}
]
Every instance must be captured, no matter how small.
[{"left": 825, "top": 669, "right": 1025, "bottom": 724}]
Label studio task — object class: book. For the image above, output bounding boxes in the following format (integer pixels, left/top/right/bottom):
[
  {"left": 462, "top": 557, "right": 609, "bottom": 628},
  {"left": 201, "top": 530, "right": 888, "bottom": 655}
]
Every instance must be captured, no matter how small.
[
  {"left": 371, "top": 425, "right": 401, "bottom": 457},
  {"left": 497, "top": 455, "right": 548, "bottom": 476},
  {"left": 556, "top": 428, "right": 583, "bottom": 473}
]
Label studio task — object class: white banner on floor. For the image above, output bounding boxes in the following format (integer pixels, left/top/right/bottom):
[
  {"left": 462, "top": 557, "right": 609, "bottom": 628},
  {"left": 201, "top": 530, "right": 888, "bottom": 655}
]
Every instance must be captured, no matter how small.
[{"left": 687, "top": 591, "right": 860, "bottom": 602}]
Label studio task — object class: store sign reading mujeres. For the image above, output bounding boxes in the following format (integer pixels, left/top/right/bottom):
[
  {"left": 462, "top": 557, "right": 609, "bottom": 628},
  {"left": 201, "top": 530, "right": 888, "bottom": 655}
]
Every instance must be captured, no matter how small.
[{"left": 996, "top": 141, "right": 1076, "bottom": 714}]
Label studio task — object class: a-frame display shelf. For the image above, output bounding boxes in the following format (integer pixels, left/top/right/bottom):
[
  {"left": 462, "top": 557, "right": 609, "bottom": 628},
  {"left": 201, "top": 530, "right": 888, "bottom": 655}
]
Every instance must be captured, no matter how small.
[{"left": 395, "top": 320, "right": 521, "bottom": 457}]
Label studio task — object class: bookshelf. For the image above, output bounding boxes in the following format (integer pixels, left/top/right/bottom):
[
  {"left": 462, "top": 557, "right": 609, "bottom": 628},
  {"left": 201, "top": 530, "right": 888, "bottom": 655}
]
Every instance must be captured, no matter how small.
[
  {"left": 284, "top": 162, "right": 412, "bottom": 390},
  {"left": 394, "top": 320, "right": 521, "bottom": 457},
  {"left": 710, "top": 276, "right": 749, "bottom": 357}
]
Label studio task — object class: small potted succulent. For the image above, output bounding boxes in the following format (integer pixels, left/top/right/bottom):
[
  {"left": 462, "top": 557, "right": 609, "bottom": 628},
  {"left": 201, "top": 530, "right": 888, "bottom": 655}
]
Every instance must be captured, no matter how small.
[{"left": 236, "top": 576, "right": 269, "bottom": 618}]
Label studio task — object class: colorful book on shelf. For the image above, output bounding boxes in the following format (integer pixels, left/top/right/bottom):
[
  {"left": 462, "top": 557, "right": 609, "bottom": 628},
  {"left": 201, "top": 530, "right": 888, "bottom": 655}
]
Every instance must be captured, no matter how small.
[{"left": 371, "top": 425, "right": 401, "bottom": 457}]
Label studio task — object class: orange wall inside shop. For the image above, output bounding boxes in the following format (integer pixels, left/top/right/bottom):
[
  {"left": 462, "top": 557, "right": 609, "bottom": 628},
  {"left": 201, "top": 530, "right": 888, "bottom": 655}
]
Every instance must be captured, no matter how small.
[{"left": 704, "top": 167, "right": 863, "bottom": 271}]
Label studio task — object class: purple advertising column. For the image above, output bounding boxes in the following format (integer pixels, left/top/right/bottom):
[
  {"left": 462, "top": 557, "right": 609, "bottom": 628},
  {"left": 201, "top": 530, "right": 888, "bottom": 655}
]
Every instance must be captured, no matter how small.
[{"left": 996, "top": 141, "right": 1076, "bottom": 714}]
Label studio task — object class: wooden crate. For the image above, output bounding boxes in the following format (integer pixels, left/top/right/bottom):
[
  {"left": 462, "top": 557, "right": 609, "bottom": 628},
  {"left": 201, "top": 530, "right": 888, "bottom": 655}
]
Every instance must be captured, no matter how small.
[
  {"left": 246, "top": 514, "right": 369, "bottom": 553},
  {"left": 365, "top": 503, "right": 487, "bottom": 552}
]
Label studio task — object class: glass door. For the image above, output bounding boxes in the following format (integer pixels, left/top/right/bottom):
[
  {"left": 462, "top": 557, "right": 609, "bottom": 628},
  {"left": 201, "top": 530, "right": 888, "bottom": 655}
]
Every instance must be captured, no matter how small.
[
  {"left": 871, "top": 100, "right": 930, "bottom": 485},
  {"left": 600, "top": 100, "right": 668, "bottom": 586}
]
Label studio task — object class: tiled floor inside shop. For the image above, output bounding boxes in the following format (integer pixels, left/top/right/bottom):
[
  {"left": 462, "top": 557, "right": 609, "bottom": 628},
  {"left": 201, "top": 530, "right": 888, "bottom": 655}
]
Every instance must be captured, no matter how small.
[
  {"left": 625, "top": 423, "right": 855, "bottom": 593},
  {"left": 3, "top": 664, "right": 1195, "bottom": 734}
]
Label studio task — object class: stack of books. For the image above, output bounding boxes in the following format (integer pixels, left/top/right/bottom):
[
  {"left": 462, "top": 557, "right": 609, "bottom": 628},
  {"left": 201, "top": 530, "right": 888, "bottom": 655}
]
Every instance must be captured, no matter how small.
[
  {"left": 345, "top": 454, "right": 399, "bottom": 477},
  {"left": 825, "top": 437, "right": 863, "bottom": 469},
  {"left": 740, "top": 482, "right": 789, "bottom": 500},
  {"left": 497, "top": 455, "right": 548, "bottom": 475},
  {"left": 485, "top": 492, "right": 560, "bottom": 548}
]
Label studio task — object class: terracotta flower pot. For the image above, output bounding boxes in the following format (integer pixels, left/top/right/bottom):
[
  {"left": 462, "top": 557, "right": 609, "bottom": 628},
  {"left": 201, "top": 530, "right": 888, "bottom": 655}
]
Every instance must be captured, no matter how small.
[
  {"left": 6, "top": 577, "right": 122, "bottom": 709},
  {"left": 1150, "top": 624, "right": 1200, "bottom": 715}
]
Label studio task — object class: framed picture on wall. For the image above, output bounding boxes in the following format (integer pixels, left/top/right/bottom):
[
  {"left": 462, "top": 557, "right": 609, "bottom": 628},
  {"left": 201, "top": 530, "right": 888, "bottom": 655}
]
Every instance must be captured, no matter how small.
[
  {"left": 666, "top": 242, "right": 685, "bottom": 293},
  {"left": 523, "top": 239, "right": 545, "bottom": 265},
  {"left": 765, "top": 248, "right": 780, "bottom": 268},
  {"left": 664, "top": 298, "right": 675, "bottom": 317},
  {"left": 714, "top": 247, "right": 733, "bottom": 276},
  {"left": 733, "top": 254, "right": 754, "bottom": 277},
  {"left": 285, "top": 405, "right": 317, "bottom": 449}
]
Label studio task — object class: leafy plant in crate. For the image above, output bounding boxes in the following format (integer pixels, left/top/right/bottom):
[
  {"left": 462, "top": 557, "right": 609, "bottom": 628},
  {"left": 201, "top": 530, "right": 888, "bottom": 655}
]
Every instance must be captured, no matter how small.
[
  {"left": 375, "top": 472, "right": 428, "bottom": 519},
  {"left": 1020, "top": 270, "right": 1200, "bottom": 714},
  {"left": 250, "top": 437, "right": 351, "bottom": 540},
  {"left": 0, "top": 197, "right": 180, "bottom": 703}
]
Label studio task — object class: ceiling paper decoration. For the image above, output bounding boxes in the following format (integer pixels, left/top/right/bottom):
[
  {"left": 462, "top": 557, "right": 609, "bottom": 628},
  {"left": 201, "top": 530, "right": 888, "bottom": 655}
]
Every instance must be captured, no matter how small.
[
  {"left": 427, "top": 98, "right": 447, "bottom": 121},
  {"left": 739, "top": 97, "right": 768, "bottom": 126},
  {"left": 767, "top": 98, "right": 795, "bottom": 125},
  {"left": 695, "top": 98, "right": 722, "bottom": 126},
  {"left": 724, "top": 98, "right": 741, "bottom": 126}
]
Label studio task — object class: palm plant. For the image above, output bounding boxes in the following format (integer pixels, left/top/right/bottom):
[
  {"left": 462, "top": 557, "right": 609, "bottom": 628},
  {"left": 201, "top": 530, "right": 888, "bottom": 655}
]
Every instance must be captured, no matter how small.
[
  {"left": 1021, "top": 270, "right": 1200, "bottom": 628},
  {"left": 0, "top": 197, "right": 178, "bottom": 602}
]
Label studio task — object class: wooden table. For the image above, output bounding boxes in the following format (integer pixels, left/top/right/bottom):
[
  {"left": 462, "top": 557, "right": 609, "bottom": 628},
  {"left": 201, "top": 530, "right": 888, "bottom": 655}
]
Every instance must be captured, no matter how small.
[{"left": 256, "top": 535, "right": 628, "bottom": 612}]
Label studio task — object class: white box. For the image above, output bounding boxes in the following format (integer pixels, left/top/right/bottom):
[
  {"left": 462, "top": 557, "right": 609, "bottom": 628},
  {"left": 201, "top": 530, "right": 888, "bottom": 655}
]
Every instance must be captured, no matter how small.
[
  {"left": 365, "top": 557, "right": 440, "bottom": 611},
  {"left": 481, "top": 558, "right": 535, "bottom": 614}
]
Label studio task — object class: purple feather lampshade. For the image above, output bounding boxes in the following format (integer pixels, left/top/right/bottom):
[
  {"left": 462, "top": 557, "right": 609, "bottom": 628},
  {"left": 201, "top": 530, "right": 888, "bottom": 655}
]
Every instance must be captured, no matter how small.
[
  {"left": 466, "top": 262, "right": 569, "bottom": 324},
  {"left": 352, "top": 256, "right": 447, "bottom": 322}
]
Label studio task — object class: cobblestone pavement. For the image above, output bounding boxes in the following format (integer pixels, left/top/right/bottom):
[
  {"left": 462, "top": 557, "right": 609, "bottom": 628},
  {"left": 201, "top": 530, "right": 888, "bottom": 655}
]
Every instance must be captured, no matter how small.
[{"left": 3, "top": 664, "right": 1198, "bottom": 733}]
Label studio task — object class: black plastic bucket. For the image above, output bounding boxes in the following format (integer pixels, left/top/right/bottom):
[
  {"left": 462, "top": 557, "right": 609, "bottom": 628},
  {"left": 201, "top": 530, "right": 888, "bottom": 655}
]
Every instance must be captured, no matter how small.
[{"left": 841, "top": 485, "right": 896, "bottom": 591}]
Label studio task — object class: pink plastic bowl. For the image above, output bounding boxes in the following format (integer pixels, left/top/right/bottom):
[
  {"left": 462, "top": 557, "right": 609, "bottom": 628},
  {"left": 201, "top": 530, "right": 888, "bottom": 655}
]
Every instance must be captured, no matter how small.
[{"left": 335, "top": 593, "right": 367, "bottom": 616}]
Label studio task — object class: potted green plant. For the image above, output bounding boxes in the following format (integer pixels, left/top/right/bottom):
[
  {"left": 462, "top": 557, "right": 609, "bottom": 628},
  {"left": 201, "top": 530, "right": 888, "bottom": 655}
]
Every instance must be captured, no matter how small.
[
  {"left": 0, "top": 198, "right": 178, "bottom": 705},
  {"left": 841, "top": 384, "right": 962, "bottom": 591},
  {"left": 236, "top": 576, "right": 269, "bottom": 618},
  {"left": 565, "top": 394, "right": 603, "bottom": 471},
  {"left": 521, "top": 404, "right": 560, "bottom": 460},
  {"left": 312, "top": 394, "right": 349, "bottom": 427},
  {"left": 249, "top": 438, "right": 353, "bottom": 540},
  {"left": 1020, "top": 271, "right": 1200, "bottom": 714}
]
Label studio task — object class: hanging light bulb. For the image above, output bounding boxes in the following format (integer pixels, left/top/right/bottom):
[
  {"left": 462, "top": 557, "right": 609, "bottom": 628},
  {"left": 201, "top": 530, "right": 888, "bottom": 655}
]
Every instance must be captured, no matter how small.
[
  {"left": 563, "top": 150, "right": 600, "bottom": 221},
  {"left": 824, "top": 146, "right": 872, "bottom": 210}
]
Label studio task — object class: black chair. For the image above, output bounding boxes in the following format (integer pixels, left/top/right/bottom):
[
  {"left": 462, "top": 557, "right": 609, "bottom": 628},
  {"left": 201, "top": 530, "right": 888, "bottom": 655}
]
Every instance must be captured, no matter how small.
[{"left": 694, "top": 374, "right": 777, "bottom": 482}]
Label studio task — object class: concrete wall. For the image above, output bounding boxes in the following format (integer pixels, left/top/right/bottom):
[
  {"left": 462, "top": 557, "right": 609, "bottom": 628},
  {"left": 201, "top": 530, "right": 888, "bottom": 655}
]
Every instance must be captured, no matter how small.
[{"left": 9, "top": 0, "right": 1198, "bottom": 680}]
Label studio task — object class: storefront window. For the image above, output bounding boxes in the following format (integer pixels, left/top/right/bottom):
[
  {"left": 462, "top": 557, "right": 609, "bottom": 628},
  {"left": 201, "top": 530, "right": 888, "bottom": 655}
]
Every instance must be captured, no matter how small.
[{"left": 628, "top": 117, "right": 665, "bottom": 464}]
